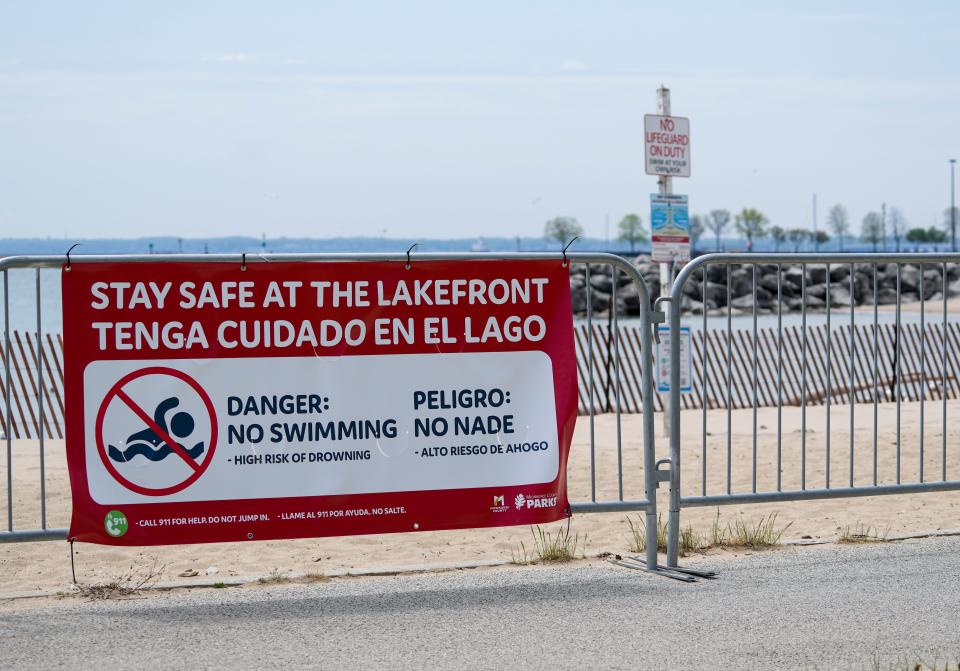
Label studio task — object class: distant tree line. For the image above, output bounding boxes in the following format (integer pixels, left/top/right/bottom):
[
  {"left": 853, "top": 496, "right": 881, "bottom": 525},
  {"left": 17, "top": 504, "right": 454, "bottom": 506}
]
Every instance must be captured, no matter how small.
[{"left": 542, "top": 205, "right": 959, "bottom": 253}]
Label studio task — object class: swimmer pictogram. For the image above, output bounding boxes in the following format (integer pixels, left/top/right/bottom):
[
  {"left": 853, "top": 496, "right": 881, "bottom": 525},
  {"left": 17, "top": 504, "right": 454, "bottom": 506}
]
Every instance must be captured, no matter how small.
[
  {"left": 108, "top": 396, "right": 205, "bottom": 463},
  {"left": 95, "top": 367, "right": 218, "bottom": 496}
]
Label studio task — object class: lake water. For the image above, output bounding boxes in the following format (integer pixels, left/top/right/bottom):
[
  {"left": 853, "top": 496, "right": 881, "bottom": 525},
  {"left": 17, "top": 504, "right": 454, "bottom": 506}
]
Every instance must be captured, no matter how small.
[{"left": 1, "top": 269, "right": 62, "bottom": 335}]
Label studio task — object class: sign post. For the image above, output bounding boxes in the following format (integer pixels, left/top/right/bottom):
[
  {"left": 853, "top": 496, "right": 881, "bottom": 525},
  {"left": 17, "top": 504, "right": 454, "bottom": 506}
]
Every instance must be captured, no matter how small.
[{"left": 645, "top": 85, "right": 692, "bottom": 434}]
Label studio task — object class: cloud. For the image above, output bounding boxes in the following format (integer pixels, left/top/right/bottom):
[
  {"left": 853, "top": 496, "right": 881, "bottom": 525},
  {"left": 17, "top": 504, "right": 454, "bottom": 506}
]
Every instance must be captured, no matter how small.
[
  {"left": 206, "top": 53, "right": 257, "bottom": 63},
  {"left": 561, "top": 60, "right": 587, "bottom": 72}
]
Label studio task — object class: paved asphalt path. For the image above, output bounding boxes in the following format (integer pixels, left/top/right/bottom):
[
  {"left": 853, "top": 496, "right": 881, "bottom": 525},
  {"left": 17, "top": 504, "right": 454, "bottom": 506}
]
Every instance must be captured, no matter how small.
[{"left": 3, "top": 537, "right": 960, "bottom": 670}]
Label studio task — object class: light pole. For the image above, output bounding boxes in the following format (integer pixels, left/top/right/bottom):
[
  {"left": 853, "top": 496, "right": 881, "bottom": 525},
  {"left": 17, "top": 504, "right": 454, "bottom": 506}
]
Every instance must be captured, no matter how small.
[{"left": 951, "top": 159, "right": 957, "bottom": 252}]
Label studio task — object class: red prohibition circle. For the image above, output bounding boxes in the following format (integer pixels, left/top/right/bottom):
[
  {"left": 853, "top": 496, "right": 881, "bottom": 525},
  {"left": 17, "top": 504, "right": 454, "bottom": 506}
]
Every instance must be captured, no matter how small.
[{"left": 95, "top": 366, "right": 218, "bottom": 496}]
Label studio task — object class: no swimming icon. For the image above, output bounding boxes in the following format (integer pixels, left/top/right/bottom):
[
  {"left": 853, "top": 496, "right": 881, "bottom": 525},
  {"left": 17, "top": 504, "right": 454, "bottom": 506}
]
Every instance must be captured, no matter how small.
[{"left": 95, "top": 367, "right": 218, "bottom": 496}]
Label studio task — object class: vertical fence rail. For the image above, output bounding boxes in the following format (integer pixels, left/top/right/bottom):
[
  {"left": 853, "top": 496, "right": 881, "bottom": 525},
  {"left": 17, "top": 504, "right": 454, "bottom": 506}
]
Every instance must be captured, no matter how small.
[
  {"left": 36, "top": 270, "right": 46, "bottom": 529},
  {"left": 4, "top": 269, "right": 11, "bottom": 532}
]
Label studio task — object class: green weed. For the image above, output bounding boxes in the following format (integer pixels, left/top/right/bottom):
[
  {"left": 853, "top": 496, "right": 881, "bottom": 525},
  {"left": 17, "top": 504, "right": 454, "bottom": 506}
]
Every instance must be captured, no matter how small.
[{"left": 512, "top": 524, "right": 585, "bottom": 564}]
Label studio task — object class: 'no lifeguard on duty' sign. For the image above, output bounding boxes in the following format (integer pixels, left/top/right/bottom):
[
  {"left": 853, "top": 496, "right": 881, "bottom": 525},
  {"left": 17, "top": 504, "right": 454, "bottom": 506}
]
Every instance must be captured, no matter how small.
[{"left": 644, "top": 114, "right": 691, "bottom": 178}]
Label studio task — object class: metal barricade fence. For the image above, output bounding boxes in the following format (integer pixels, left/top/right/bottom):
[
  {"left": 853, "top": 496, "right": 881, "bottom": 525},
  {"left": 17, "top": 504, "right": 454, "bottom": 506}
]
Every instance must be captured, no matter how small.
[
  {"left": 0, "top": 252, "right": 677, "bottom": 575},
  {"left": 665, "top": 253, "right": 960, "bottom": 567}
]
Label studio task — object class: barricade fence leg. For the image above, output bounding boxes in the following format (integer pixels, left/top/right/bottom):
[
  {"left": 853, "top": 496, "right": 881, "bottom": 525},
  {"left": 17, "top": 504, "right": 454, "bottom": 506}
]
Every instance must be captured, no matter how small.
[{"left": 667, "top": 288, "right": 683, "bottom": 569}]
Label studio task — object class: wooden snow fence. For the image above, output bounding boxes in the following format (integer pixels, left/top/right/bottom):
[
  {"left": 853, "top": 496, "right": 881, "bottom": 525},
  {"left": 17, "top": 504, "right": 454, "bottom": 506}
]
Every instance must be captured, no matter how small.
[
  {"left": 572, "top": 321, "right": 960, "bottom": 416},
  {"left": 1, "top": 322, "right": 957, "bottom": 439},
  {"left": 0, "top": 331, "right": 65, "bottom": 440}
]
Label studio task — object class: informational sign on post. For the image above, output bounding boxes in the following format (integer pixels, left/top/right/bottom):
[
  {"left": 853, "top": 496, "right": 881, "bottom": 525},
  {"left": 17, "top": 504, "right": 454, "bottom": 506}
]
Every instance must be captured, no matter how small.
[
  {"left": 62, "top": 261, "right": 578, "bottom": 545},
  {"left": 651, "top": 193, "right": 690, "bottom": 263},
  {"left": 657, "top": 326, "right": 691, "bottom": 393},
  {"left": 644, "top": 114, "right": 691, "bottom": 177}
]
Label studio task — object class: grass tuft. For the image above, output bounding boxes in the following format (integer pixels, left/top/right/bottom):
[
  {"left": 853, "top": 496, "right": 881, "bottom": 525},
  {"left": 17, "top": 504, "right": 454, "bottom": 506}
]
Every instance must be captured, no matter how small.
[
  {"left": 258, "top": 570, "right": 292, "bottom": 585},
  {"left": 839, "top": 522, "right": 890, "bottom": 544},
  {"left": 296, "top": 571, "right": 330, "bottom": 584},
  {"left": 726, "top": 513, "right": 791, "bottom": 548},
  {"left": 512, "top": 524, "right": 585, "bottom": 564},
  {"left": 626, "top": 513, "right": 668, "bottom": 553},
  {"left": 624, "top": 509, "right": 792, "bottom": 556},
  {"left": 77, "top": 558, "right": 165, "bottom": 600}
]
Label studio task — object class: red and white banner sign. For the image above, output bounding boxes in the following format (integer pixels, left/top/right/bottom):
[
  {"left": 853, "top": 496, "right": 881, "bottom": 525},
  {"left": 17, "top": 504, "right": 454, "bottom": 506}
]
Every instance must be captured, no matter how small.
[{"left": 62, "top": 261, "right": 578, "bottom": 545}]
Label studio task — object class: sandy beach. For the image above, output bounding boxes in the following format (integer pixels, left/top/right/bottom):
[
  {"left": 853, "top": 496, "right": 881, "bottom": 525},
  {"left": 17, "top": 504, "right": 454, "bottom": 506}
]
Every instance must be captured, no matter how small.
[{"left": 2, "top": 398, "right": 959, "bottom": 594}]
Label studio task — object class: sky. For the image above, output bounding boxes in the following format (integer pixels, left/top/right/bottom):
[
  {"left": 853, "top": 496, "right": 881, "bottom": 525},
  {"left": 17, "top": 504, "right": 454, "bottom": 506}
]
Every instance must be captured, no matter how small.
[{"left": 1, "top": 1, "right": 958, "bottom": 242}]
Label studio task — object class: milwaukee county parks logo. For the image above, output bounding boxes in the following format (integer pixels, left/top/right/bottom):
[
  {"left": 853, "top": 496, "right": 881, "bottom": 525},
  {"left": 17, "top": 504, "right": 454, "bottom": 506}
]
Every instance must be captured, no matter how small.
[
  {"left": 515, "top": 493, "right": 558, "bottom": 510},
  {"left": 490, "top": 495, "right": 510, "bottom": 513}
]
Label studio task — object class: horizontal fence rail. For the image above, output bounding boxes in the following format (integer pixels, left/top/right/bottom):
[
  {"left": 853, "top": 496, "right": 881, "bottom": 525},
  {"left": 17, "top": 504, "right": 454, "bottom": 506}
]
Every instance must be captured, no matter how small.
[{"left": 666, "top": 253, "right": 960, "bottom": 569}]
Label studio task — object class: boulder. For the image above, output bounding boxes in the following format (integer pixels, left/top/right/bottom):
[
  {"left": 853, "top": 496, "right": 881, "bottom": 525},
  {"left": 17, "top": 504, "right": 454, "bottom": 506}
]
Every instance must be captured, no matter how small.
[
  {"left": 899, "top": 265, "right": 920, "bottom": 292},
  {"left": 783, "top": 266, "right": 805, "bottom": 287},
  {"left": 696, "top": 281, "right": 729, "bottom": 305},
  {"left": 707, "top": 265, "right": 727, "bottom": 284},
  {"left": 875, "top": 287, "right": 899, "bottom": 305},
  {"left": 920, "top": 269, "right": 942, "bottom": 299},
  {"left": 806, "top": 283, "right": 829, "bottom": 300},
  {"left": 787, "top": 295, "right": 826, "bottom": 310},
  {"left": 880, "top": 262, "right": 899, "bottom": 274},
  {"left": 570, "top": 287, "right": 588, "bottom": 314},
  {"left": 680, "top": 296, "right": 704, "bottom": 315},
  {"left": 758, "top": 273, "right": 781, "bottom": 294},
  {"left": 829, "top": 265, "right": 851, "bottom": 282},
  {"left": 619, "top": 282, "right": 641, "bottom": 315},
  {"left": 729, "top": 267, "right": 754, "bottom": 297},
  {"left": 807, "top": 265, "right": 828, "bottom": 284},
  {"left": 852, "top": 273, "right": 873, "bottom": 302},
  {"left": 589, "top": 273, "right": 614, "bottom": 293},
  {"left": 828, "top": 286, "right": 853, "bottom": 307},
  {"left": 779, "top": 282, "right": 798, "bottom": 299},
  {"left": 588, "top": 290, "right": 611, "bottom": 314},
  {"left": 682, "top": 279, "right": 702, "bottom": 299}
]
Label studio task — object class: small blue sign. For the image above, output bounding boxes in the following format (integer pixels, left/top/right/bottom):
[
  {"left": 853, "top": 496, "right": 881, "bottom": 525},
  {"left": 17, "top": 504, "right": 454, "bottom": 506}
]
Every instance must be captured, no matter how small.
[
  {"left": 650, "top": 193, "right": 690, "bottom": 262},
  {"left": 650, "top": 194, "right": 689, "bottom": 235}
]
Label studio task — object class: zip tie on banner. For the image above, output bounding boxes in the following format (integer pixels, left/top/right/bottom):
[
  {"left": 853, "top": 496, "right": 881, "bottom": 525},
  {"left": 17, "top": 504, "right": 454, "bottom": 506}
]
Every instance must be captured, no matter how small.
[
  {"left": 64, "top": 243, "right": 82, "bottom": 272},
  {"left": 561, "top": 236, "right": 581, "bottom": 268},
  {"left": 241, "top": 252, "right": 247, "bottom": 272},
  {"left": 405, "top": 243, "right": 419, "bottom": 270}
]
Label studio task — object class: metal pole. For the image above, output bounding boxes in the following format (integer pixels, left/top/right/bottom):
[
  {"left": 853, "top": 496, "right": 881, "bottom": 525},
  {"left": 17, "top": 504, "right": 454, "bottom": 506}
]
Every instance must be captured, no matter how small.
[
  {"left": 882, "top": 203, "right": 887, "bottom": 252},
  {"left": 657, "top": 85, "right": 683, "bottom": 567},
  {"left": 951, "top": 159, "right": 956, "bottom": 253},
  {"left": 667, "top": 262, "right": 682, "bottom": 568},
  {"left": 4, "top": 270, "right": 11, "bottom": 532},
  {"left": 813, "top": 194, "right": 818, "bottom": 252},
  {"left": 658, "top": 85, "right": 673, "bottom": 439},
  {"left": 36, "top": 270, "right": 45, "bottom": 529}
]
